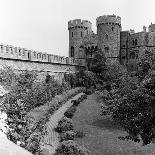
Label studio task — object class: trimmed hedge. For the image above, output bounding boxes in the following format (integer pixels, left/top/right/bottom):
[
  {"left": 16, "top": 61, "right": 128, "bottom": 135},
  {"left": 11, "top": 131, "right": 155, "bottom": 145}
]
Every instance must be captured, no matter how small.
[{"left": 54, "top": 140, "right": 90, "bottom": 155}]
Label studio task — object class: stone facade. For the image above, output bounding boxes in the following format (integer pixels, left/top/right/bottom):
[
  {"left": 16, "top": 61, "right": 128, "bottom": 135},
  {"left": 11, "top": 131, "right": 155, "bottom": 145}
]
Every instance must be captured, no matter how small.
[
  {"left": 96, "top": 15, "right": 121, "bottom": 60},
  {"left": 69, "top": 15, "right": 155, "bottom": 71},
  {"left": 68, "top": 19, "right": 92, "bottom": 59},
  {"left": 0, "top": 43, "right": 86, "bottom": 82}
]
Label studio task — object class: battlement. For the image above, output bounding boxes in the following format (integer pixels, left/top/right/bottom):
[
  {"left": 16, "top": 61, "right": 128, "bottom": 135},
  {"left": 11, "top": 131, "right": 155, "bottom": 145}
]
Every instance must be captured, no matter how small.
[
  {"left": 68, "top": 19, "right": 92, "bottom": 30},
  {"left": 149, "top": 23, "right": 155, "bottom": 32},
  {"left": 0, "top": 43, "right": 86, "bottom": 67},
  {"left": 96, "top": 15, "right": 121, "bottom": 26}
]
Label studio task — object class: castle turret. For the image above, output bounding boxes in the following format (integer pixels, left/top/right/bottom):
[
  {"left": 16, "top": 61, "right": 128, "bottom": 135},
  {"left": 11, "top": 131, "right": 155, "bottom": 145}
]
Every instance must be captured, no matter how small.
[
  {"left": 149, "top": 23, "right": 155, "bottom": 32},
  {"left": 96, "top": 15, "right": 121, "bottom": 61},
  {"left": 68, "top": 19, "right": 92, "bottom": 58}
]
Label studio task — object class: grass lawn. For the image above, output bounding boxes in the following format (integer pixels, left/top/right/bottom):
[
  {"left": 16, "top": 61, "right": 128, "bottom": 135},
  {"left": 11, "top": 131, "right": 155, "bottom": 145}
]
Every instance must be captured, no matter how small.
[{"left": 72, "top": 93, "right": 155, "bottom": 155}]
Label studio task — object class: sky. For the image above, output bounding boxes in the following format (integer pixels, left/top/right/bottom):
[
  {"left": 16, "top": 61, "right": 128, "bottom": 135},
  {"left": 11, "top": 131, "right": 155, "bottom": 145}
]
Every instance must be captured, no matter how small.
[{"left": 0, "top": 0, "right": 155, "bottom": 57}]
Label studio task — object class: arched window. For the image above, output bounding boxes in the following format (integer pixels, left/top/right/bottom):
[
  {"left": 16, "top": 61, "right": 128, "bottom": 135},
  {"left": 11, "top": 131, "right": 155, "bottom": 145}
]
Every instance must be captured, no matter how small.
[
  {"left": 71, "top": 46, "right": 74, "bottom": 57},
  {"left": 105, "top": 34, "right": 108, "bottom": 40},
  {"left": 112, "top": 27, "right": 114, "bottom": 31},
  {"left": 105, "top": 46, "right": 109, "bottom": 53}
]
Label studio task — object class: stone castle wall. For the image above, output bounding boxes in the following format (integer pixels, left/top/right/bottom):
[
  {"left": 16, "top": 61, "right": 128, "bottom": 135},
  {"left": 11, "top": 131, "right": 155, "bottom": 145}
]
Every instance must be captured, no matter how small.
[
  {"left": 0, "top": 44, "right": 86, "bottom": 82},
  {"left": 96, "top": 15, "right": 121, "bottom": 60},
  {"left": 68, "top": 19, "right": 92, "bottom": 58}
]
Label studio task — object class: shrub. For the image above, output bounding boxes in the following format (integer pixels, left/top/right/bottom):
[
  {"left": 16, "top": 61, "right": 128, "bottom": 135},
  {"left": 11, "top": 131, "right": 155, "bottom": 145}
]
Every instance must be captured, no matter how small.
[
  {"left": 59, "top": 131, "right": 76, "bottom": 142},
  {"left": 54, "top": 140, "right": 90, "bottom": 155},
  {"left": 64, "top": 106, "right": 76, "bottom": 119},
  {"left": 55, "top": 117, "right": 73, "bottom": 133},
  {"left": 83, "top": 89, "right": 93, "bottom": 95},
  {"left": 72, "top": 100, "right": 80, "bottom": 106},
  {"left": 75, "top": 129, "right": 85, "bottom": 138}
]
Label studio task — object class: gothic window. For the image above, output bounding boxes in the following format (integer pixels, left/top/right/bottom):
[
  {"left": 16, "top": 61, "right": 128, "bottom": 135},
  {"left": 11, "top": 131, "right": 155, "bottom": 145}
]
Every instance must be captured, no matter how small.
[
  {"left": 72, "top": 32, "right": 74, "bottom": 37},
  {"left": 105, "top": 34, "right": 108, "bottom": 40},
  {"left": 71, "top": 46, "right": 74, "bottom": 57}
]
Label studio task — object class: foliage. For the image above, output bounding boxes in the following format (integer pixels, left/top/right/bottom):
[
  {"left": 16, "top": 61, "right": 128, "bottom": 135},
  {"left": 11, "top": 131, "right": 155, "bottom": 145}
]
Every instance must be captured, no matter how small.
[
  {"left": 64, "top": 70, "right": 97, "bottom": 89},
  {"left": 54, "top": 140, "right": 90, "bottom": 155},
  {"left": 100, "top": 68, "right": 155, "bottom": 145},
  {"left": 55, "top": 117, "right": 74, "bottom": 133},
  {"left": 89, "top": 49, "right": 107, "bottom": 75},
  {"left": 0, "top": 68, "right": 69, "bottom": 154},
  {"left": 60, "top": 131, "right": 76, "bottom": 142},
  {"left": 64, "top": 106, "right": 76, "bottom": 119}
]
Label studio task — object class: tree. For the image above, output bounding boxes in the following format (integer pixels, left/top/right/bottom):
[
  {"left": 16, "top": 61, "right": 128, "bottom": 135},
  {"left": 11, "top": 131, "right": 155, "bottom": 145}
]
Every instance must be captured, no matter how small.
[{"left": 90, "top": 49, "right": 107, "bottom": 75}]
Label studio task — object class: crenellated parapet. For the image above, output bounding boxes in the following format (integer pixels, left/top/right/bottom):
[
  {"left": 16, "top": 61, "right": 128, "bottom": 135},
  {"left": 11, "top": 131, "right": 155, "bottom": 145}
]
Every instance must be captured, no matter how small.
[
  {"left": 0, "top": 43, "right": 86, "bottom": 67},
  {"left": 68, "top": 19, "right": 92, "bottom": 30},
  {"left": 96, "top": 15, "right": 121, "bottom": 27}
]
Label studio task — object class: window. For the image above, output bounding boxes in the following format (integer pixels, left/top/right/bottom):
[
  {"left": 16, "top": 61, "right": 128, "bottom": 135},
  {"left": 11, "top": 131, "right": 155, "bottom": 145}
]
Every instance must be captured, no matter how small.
[
  {"left": 135, "top": 39, "right": 138, "bottom": 46},
  {"left": 112, "top": 27, "right": 114, "bottom": 31},
  {"left": 130, "top": 52, "right": 135, "bottom": 59},
  {"left": 10, "top": 47, "right": 13, "bottom": 54},
  {"left": 105, "top": 34, "right": 108, "bottom": 40},
  {"left": 23, "top": 51, "right": 25, "bottom": 56},
  {"left": 132, "top": 40, "right": 135, "bottom": 45},
  {"left": 19, "top": 49, "right": 21, "bottom": 56},
  {"left": 71, "top": 46, "right": 74, "bottom": 57},
  {"left": 105, "top": 47, "right": 109, "bottom": 53},
  {"left": 72, "top": 32, "right": 74, "bottom": 37},
  {"left": 34, "top": 52, "right": 36, "bottom": 57},
  {"left": 81, "top": 31, "right": 83, "bottom": 38}
]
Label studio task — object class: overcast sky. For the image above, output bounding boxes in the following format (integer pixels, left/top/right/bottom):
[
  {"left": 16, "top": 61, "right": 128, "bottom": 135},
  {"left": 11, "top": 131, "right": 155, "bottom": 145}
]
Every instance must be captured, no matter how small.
[{"left": 0, "top": 0, "right": 155, "bottom": 56}]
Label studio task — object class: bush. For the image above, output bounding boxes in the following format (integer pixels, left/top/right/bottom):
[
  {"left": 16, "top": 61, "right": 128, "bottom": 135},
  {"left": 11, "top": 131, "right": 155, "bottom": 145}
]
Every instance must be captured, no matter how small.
[
  {"left": 71, "top": 100, "right": 80, "bottom": 106},
  {"left": 64, "top": 106, "right": 76, "bottom": 119},
  {"left": 54, "top": 140, "right": 90, "bottom": 155},
  {"left": 83, "top": 89, "right": 93, "bottom": 95},
  {"left": 75, "top": 129, "right": 85, "bottom": 138},
  {"left": 60, "top": 131, "right": 76, "bottom": 142},
  {"left": 55, "top": 117, "right": 73, "bottom": 133}
]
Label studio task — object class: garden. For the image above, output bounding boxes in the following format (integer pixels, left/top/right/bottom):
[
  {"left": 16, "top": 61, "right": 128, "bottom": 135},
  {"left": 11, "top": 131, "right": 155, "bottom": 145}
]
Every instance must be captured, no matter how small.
[{"left": 1, "top": 49, "right": 155, "bottom": 155}]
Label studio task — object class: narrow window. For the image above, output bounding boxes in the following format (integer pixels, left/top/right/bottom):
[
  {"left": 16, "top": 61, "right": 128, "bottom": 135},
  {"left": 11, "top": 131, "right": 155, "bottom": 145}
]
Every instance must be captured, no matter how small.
[
  {"left": 19, "top": 49, "right": 21, "bottom": 56},
  {"left": 112, "top": 27, "right": 114, "bottom": 31},
  {"left": 81, "top": 31, "right": 83, "bottom": 38},
  {"left": 71, "top": 46, "right": 74, "bottom": 57},
  {"left": 105, "top": 34, "right": 108, "bottom": 40},
  {"left": 72, "top": 32, "right": 73, "bottom": 37},
  {"left": 135, "top": 39, "right": 138, "bottom": 46}
]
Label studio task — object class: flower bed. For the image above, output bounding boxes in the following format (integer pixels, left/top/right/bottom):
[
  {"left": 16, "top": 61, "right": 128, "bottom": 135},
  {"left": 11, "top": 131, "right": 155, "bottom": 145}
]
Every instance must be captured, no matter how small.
[{"left": 54, "top": 93, "right": 90, "bottom": 155}]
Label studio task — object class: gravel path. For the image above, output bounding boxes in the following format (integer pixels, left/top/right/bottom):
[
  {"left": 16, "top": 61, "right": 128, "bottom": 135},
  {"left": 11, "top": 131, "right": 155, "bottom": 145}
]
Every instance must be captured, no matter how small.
[
  {"left": 41, "top": 93, "right": 84, "bottom": 155},
  {"left": 73, "top": 93, "right": 155, "bottom": 155}
]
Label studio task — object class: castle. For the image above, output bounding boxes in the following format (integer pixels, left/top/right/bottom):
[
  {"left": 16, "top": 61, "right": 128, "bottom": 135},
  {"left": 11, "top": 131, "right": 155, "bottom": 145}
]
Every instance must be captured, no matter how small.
[{"left": 68, "top": 15, "right": 155, "bottom": 71}]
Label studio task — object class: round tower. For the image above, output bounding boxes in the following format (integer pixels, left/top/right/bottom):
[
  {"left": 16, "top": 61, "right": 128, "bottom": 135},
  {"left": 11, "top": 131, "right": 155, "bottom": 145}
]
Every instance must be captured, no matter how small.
[
  {"left": 96, "top": 15, "right": 121, "bottom": 61},
  {"left": 68, "top": 19, "right": 92, "bottom": 58}
]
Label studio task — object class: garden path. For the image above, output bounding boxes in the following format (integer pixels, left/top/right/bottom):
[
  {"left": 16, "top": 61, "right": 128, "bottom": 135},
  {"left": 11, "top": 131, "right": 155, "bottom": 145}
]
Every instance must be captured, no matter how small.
[
  {"left": 72, "top": 93, "right": 155, "bottom": 155},
  {"left": 41, "top": 92, "right": 84, "bottom": 155}
]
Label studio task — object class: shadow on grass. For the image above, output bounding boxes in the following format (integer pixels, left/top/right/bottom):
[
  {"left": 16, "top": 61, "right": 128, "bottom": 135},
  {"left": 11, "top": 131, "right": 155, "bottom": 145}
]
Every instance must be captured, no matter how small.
[{"left": 91, "top": 117, "right": 123, "bottom": 131}]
